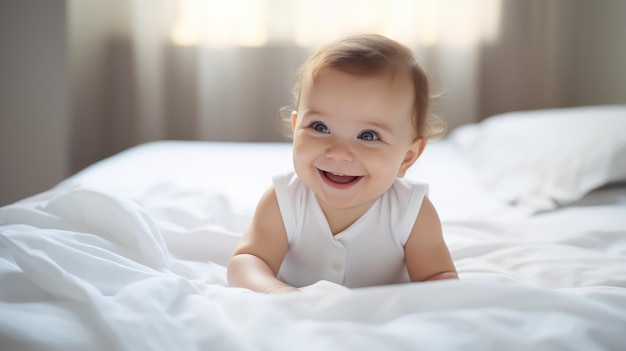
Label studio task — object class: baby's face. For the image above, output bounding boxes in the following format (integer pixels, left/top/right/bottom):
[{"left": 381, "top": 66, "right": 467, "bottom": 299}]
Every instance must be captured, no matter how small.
[{"left": 291, "top": 67, "right": 423, "bottom": 211}]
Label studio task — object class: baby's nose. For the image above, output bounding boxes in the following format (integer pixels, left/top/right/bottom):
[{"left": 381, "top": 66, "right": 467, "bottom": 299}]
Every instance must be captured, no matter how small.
[{"left": 325, "top": 140, "right": 354, "bottom": 162}]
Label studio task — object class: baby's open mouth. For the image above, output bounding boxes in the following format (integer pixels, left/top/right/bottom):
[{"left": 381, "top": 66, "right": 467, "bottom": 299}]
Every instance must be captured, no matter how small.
[{"left": 321, "top": 170, "right": 361, "bottom": 185}]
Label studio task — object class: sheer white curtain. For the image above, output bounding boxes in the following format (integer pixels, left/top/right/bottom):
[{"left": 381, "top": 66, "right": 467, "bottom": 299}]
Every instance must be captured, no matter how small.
[
  {"left": 126, "top": 0, "right": 502, "bottom": 143},
  {"left": 68, "top": 0, "right": 626, "bottom": 176}
]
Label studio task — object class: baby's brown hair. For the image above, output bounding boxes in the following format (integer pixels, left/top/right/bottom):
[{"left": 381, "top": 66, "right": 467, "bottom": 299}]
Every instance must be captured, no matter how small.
[{"left": 292, "top": 34, "right": 445, "bottom": 141}]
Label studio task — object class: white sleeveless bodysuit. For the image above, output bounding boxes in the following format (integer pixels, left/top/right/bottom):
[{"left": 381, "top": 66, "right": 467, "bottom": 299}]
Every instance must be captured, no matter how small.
[{"left": 273, "top": 172, "right": 429, "bottom": 288}]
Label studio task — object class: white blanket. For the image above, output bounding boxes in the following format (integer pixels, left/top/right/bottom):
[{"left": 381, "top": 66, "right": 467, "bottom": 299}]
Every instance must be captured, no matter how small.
[{"left": 1, "top": 141, "right": 626, "bottom": 350}]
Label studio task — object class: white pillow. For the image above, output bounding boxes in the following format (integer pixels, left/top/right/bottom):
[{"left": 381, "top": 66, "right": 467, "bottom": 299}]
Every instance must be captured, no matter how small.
[{"left": 450, "top": 105, "right": 626, "bottom": 211}]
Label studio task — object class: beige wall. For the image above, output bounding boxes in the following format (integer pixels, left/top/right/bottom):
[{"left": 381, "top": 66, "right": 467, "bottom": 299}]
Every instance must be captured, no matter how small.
[
  {"left": 0, "top": 0, "right": 131, "bottom": 205},
  {"left": 0, "top": 0, "right": 69, "bottom": 206}
]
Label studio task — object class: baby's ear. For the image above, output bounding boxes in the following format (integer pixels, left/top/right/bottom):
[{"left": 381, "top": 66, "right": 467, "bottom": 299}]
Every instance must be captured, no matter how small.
[
  {"left": 291, "top": 111, "right": 298, "bottom": 132},
  {"left": 397, "top": 137, "right": 425, "bottom": 177}
]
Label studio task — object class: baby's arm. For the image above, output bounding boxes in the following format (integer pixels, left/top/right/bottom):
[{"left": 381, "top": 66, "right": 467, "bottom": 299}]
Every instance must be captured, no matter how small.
[
  {"left": 227, "top": 186, "right": 298, "bottom": 293},
  {"left": 404, "top": 196, "right": 459, "bottom": 281}
]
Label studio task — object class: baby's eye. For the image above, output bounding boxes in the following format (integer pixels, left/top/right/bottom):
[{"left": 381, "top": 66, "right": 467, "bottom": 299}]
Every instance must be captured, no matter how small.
[
  {"left": 358, "top": 130, "right": 380, "bottom": 141},
  {"left": 312, "top": 122, "right": 329, "bottom": 134}
]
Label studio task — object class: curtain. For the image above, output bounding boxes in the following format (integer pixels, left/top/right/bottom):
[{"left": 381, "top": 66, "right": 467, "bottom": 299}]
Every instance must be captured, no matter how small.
[
  {"left": 126, "top": 0, "right": 502, "bottom": 143},
  {"left": 68, "top": 0, "right": 626, "bottom": 173}
]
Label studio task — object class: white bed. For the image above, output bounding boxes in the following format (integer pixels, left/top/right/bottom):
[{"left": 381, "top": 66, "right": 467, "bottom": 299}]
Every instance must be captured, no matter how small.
[{"left": 1, "top": 106, "right": 625, "bottom": 350}]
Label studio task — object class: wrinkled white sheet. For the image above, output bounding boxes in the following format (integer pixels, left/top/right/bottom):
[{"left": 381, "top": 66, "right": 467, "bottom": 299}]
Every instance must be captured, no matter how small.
[{"left": 1, "top": 141, "right": 626, "bottom": 351}]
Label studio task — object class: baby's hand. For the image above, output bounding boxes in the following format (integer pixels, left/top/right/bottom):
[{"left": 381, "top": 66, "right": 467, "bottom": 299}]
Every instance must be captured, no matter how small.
[{"left": 299, "top": 280, "right": 350, "bottom": 294}]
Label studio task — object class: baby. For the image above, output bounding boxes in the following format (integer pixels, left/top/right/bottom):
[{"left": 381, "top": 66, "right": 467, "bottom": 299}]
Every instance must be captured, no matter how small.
[{"left": 228, "top": 34, "right": 458, "bottom": 293}]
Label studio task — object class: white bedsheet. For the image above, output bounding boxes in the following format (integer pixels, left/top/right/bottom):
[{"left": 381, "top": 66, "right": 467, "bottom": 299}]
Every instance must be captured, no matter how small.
[{"left": 1, "top": 141, "right": 626, "bottom": 350}]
